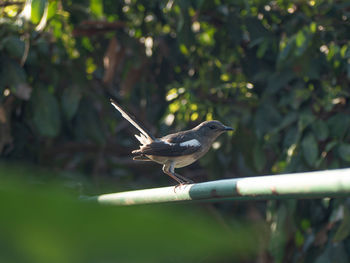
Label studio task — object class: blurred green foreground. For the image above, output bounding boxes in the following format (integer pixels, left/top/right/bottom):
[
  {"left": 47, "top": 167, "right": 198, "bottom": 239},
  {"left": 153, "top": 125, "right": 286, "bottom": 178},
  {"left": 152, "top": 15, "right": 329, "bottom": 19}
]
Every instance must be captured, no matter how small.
[{"left": 0, "top": 163, "right": 263, "bottom": 263}]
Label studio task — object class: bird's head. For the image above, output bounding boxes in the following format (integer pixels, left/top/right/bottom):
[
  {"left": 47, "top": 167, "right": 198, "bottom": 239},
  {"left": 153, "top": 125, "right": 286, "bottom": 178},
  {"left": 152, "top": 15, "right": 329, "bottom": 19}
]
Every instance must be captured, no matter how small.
[{"left": 194, "top": 120, "right": 233, "bottom": 141}]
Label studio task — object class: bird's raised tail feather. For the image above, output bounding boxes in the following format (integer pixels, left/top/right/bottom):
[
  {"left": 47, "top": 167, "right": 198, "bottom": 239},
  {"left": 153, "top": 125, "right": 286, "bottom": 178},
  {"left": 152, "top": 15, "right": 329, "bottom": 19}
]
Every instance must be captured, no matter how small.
[
  {"left": 135, "top": 133, "right": 149, "bottom": 146},
  {"left": 110, "top": 99, "right": 155, "bottom": 144}
]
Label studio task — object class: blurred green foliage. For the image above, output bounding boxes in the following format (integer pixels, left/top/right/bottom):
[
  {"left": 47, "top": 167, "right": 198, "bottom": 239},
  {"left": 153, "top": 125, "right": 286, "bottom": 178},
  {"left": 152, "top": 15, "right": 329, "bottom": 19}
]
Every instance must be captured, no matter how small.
[
  {"left": 0, "top": 163, "right": 261, "bottom": 263},
  {"left": 1, "top": 0, "right": 350, "bottom": 262}
]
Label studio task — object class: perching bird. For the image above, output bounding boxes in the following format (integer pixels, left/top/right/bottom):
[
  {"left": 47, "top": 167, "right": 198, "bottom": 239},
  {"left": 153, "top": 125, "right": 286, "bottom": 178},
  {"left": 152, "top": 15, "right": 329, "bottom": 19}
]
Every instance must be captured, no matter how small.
[{"left": 110, "top": 99, "right": 233, "bottom": 185}]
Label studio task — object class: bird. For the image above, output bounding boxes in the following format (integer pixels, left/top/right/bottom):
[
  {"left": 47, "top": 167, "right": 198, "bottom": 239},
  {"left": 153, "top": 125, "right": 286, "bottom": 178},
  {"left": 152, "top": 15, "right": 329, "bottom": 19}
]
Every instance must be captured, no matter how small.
[{"left": 110, "top": 99, "right": 233, "bottom": 185}]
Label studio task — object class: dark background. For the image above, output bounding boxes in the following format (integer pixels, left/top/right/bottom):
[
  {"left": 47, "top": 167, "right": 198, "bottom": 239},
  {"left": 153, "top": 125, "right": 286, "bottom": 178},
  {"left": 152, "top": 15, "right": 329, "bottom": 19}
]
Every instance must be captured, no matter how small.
[{"left": 1, "top": 0, "right": 350, "bottom": 262}]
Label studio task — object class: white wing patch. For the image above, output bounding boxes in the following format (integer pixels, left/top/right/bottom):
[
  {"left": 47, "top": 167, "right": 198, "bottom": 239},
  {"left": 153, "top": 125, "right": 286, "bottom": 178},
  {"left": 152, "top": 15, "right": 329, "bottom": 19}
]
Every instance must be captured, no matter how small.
[{"left": 180, "top": 139, "right": 201, "bottom": 147}]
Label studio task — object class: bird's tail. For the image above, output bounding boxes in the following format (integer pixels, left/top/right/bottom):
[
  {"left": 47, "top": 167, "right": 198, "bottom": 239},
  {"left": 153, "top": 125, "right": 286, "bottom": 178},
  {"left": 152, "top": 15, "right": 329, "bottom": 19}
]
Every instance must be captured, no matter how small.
[{"left": 110, "top": 99, "right": 155, "bottom": 145}]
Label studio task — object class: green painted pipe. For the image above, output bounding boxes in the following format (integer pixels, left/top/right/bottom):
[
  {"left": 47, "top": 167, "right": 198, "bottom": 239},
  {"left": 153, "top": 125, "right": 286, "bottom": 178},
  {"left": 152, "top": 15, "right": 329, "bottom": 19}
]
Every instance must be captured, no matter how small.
[{"left": 86, "top": 168, "right": 350, "bottom": 206}]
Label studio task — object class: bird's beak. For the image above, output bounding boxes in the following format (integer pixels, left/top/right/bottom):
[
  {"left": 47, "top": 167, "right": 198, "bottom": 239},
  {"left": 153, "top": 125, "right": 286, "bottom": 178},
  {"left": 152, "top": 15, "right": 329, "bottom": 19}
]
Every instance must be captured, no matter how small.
[{"left": 223, "top": 126, "right": 234, "bottom": 131}]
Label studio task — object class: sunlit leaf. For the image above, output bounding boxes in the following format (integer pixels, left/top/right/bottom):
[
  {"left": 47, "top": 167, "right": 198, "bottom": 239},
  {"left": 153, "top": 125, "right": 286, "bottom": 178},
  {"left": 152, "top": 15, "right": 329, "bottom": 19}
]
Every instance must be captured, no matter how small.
[
  {"left": 277, "top": 36, "right": 295, "bottom": 66},
  {"left": 31, "top": 0, "right": 47, "bottom": 24},
  {"left": 35, "top": 0, "right": 49, "bottom": 31},
  {"left": 47, "top": 1, "right": 57, "bottom": 20},
  {"left": 296, "top": 30, "right": 306, "bottom": 47},
  {"left": 90, "top": 0, "right": 103, "bottom": 18}
]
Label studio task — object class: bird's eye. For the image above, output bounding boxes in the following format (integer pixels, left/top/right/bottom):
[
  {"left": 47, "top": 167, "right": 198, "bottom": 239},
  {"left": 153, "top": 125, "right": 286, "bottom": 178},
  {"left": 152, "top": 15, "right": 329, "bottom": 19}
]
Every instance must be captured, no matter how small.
[{"left": 209, "top": 125, "right": 216, "bottom": 130}]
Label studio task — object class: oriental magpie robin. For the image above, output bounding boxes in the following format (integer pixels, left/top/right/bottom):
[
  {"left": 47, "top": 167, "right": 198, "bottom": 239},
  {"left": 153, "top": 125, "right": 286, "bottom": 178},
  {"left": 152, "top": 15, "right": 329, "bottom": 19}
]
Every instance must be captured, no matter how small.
[{"left": 110, "top": 99, "right": 233, "bottom": 185}]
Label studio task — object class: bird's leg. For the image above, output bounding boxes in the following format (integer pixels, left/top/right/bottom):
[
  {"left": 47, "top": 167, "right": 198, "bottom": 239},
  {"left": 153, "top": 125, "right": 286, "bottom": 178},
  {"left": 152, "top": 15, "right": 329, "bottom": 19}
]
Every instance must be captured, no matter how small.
[
  {"left": 162, "top": 162, "right": 193, "bottom": 190},
  {"left": 168, "top": 162, "right": 193, "bottom": 184},
  {"left": 162, "top": 163, "right": 185, "bottom": 185}
]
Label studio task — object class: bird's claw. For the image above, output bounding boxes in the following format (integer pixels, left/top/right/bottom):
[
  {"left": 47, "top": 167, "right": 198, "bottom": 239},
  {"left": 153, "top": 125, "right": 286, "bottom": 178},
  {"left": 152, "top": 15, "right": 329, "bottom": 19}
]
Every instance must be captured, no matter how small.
[{"left": 173, "top": 182, "right": 191, "bottom": 193}]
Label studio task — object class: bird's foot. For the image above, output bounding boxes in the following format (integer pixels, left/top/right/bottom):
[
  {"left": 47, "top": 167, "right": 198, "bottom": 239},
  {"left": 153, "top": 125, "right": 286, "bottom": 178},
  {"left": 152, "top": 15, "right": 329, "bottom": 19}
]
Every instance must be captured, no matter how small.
[{"left": 173, "top": 182, "right": 191, "bottom": 193}]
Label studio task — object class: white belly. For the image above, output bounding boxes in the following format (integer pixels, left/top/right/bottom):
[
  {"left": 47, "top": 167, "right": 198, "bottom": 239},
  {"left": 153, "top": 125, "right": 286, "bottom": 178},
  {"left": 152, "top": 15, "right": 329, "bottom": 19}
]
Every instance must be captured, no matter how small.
[
  {"left": 173, "top": 155, "right": 198, "bottom": 168},
  {"left": 146, "top": 155, "right": 198, "bottom": 168}
]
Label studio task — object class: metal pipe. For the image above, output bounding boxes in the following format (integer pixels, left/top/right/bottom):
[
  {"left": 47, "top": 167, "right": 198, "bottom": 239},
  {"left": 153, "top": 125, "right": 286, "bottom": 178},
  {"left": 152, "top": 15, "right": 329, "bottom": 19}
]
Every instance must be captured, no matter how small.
[{"left": 86, "top": 168, "right": 350, "bottom": 205}]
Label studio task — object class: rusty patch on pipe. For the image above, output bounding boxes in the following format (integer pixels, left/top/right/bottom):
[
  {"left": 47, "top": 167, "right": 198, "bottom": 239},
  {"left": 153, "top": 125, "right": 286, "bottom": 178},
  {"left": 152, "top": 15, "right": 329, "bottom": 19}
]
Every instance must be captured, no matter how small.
[
  {"left": 236, "top": 184, "right": 242, "bottom": 196},
  {"left": 271, "top": 186, "right": 278, "bottom": 195}
]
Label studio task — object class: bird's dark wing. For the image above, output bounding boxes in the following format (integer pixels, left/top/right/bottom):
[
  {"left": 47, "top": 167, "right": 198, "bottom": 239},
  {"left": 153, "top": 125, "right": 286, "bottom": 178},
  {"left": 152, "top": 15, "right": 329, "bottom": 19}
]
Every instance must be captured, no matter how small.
[
  {"left": 136, "top": 140, "right": 200, "bottom": 157},
  {"left": 160, "top": 130, "right": 196, "bottom": 144}
]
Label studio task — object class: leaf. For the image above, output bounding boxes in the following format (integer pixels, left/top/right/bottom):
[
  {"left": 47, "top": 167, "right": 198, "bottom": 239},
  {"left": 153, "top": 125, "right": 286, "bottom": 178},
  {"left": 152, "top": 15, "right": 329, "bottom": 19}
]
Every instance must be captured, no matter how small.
[
  {"left": 47, "top": 1, "right": 57, "bottom": 20},
  {"left": 301, "top": 133, "right": 318, "bottom": 166},
  {"left": 298, "top": 111, "right": 315, "bottom": 131},
  {"left": 295, "top": 28, "right": 311, "bottom": 56},
  {"left": 312, "top": 119, "right": 329, "bottom": 141},
  {"left": 277, "top": 36, "right": 295, "bottom": 66},
  {"left": 338, "top": 143, "right": 350, "bottom": 163},
  {"left": 290, "top": 83, "right": 311, "bottom": 109},
  {"left": 272, "top": 112, "right": 297, "bottom": 133},
  {"left": 62, "top": 86, "right": 81, "bottom": 120},
  {"left": 283, "top": 126, "right": 300, "bottom": 149},
  {"left": 32, "top": 87, "right": 61, "bottom": 137},
  {"left": 254, "top": 103, "right": 282, "bottom": 138},
  {"left": 257, "top": 39, "right": 269, "bottom": 58},
  {"left": 245, "top": 17, "right": 268, "bottom": 41},
  {"left": 295, "top": 30, "right": 306, "bottom": 48},
  {"left": 74, "top": 99, "right": 105, "bottom": 145},
  {"left": 35, "top": 0, "right": 49, "bottom": 32},
  {"left": 327, "top": 114, "right": 350, "bottom": 139},
  {"left": 90, "top": 0, "right": 104, "bottom": 18},
  {"left": 266, "top": 70, "right": 295, "bottom": 94},
  {"left": 253, "top": 144, "right": 266, "bottom": 172},
  {"left": 0, "top": 58, "right": 26, "bottom": 88},
  {"left": 325, "top": 141, "right": 338, "bottom": 152},
  {"left": 31, "top": 0, "right": 47, "bottom": 24},
  {"left": 3, "top": 36, "right": 25, "bottom": 60}
]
